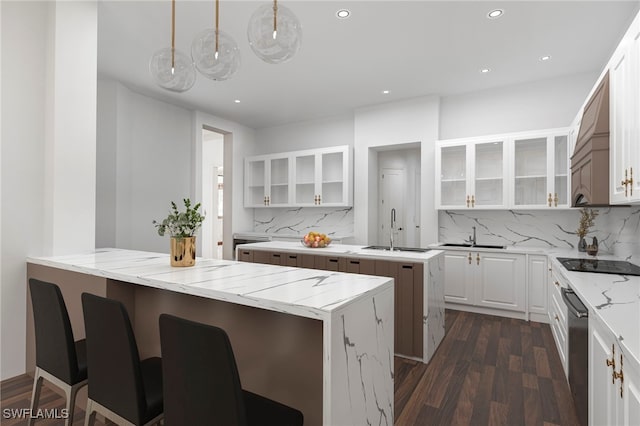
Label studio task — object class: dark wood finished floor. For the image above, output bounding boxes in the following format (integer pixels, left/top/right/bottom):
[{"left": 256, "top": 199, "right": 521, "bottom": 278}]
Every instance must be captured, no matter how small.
[
  {"left": 395, "top": 309, "right": 580, "bottom": 425},
  {"left": 1, "top": 310, "right": 579, "bottom": 425}
]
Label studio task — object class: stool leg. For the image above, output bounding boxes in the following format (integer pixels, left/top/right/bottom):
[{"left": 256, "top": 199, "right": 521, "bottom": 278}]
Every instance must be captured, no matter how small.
[
  {"left": 65, "top": 383, "right": 81, "bottom": 426},
  {"left": 27, "top": 368, "right": 44, "bottom": 426},
  {"left": 84, "top": 399, "right": 96, "bottom": 426}
]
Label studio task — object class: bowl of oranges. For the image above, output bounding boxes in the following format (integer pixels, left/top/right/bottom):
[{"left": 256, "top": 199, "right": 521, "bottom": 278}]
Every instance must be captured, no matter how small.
[{"left": 301, "top": 232, "right": 331, "bottom": 248}]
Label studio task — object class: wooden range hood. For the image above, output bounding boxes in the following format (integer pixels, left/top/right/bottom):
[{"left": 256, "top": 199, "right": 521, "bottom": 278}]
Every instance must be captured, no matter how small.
[{"left": 571, "top": 72, "right": 610, "bottom": 206}]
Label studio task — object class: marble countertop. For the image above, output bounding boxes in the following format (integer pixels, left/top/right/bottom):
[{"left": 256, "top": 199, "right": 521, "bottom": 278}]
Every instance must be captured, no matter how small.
[
  {"left": 27, "top": 248, "right": 393, "bottom": 321},
  {"left": 237, "top": 241, "right": 444, "bottom": 262},
  {"left": 233, "top": 231, "right": 354, "bottom": 241},
  {"left": 548, "top": 254, "right": 640, "bottom": 370}
]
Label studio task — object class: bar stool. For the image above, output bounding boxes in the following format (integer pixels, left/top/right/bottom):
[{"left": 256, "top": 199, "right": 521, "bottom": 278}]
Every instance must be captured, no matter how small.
[
  {"left": 81, "top": 293, "right": 163, "bottom": 426},
  {"left": 159, "top": 314, "right": 304, "bottom": 426},
  {"left": 28, "top": 279, "right": 88, "bottom": 426}
]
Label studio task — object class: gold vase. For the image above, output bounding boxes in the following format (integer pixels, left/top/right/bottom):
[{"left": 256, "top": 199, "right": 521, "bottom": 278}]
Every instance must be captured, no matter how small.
[{"left": 170, "top": 236, "right": 196, "bottom": 267}]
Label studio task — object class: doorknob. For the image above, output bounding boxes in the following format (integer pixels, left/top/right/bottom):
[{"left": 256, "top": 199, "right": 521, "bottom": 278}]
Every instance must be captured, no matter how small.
[{"left": 398, "top": 227, "right": 403, "bottom": 231}]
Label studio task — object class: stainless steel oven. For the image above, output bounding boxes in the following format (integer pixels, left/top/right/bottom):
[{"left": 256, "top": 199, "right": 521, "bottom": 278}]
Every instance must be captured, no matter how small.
[{"left": 562, "top": 287, "right": 589, "bottom": 426}]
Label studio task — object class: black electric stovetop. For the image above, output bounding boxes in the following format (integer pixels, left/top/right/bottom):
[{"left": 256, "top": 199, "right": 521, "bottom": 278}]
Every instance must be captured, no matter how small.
[{"left": 557, "top": 257, "right": 640, "bottom": 276}]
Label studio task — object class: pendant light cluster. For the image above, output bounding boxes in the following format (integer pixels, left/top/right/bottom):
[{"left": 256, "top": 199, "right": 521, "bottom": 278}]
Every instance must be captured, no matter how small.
[{"left": 149, "top": 0, "right": 302, "bottom": 93}]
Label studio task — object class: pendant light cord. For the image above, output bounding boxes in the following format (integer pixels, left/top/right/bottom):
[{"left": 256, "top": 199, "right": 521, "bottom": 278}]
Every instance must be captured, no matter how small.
[
  {"left": 171, "top": 0, "right": 176, "bottom": 69},
  {"left": 273, "top": 0, "right": 278, "bottom": 38},
  {"left": 215, "top": 0, "right": 219, "bottom": 54}
]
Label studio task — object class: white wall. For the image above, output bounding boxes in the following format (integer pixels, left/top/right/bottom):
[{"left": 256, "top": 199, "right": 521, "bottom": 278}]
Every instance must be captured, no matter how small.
[
  {"left": 1, "top": 1, "right": 97, "bottom": 380},
  {"left": 354, "top": 96, "right": 440, "bottom": 246},
  {"left": 96, "top": 79, "right": 193, "bottom": 253},
  {"left": 252, "top": 114, "right": 354, "bottom": 155},
  {"left": 439, "top": 72, "right": 598, "bottom": 139}
]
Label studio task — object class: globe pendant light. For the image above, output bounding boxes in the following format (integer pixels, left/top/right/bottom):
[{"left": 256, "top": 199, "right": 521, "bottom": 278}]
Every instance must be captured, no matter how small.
[
  {"left": 149, "top": 0, "right": 196, "bottom": 92},
  {"left": 247, "top": 0, "right": 302, "bottom": 64},
  {"left": 191, "top": 0, "right": 241, "bottom": 81}
]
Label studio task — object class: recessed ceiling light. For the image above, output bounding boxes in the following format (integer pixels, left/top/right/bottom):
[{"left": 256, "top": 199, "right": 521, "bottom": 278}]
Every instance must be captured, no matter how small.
[
  {"left": 487, "top": 9, "right": 504, "bottom": 19},
  {"left": 540, "top": 55, "right": 552, "bottom": 61},
  {"left": 480, "top": 68, "right": 491, "bottom": 74},
  {"left": 234, "top": 99, "right": 241, "bottom": 103},
  {"left": 336, "top": 9, "right": 350, "bottom": 19},
  {"left": 382, "top": 90, "right": 390, "bottom": 94}
]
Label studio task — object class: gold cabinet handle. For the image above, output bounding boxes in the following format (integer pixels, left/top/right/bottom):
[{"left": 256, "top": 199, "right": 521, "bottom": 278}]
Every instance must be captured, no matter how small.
[
  {"left": 264, "top": 196, "right": 267, "bottom": 206},
  {"left": 318, "top": 194, "right": 321, "bottom": 204},
  {"left": 267, "top": 196, "right": 270, "bottom": 206},
  {"left": 622, "top": 169, "right": 629, "bottom": 197},
  {"left": 548, "top": 193, "right": 553, "bottom": 207},
  {"left": 314, "top": 195, "right": 318, "bottom": 205},
  {"left": 630, "top": 167, "right": 634, "bottom": 197},
  {"left": 554, "top": 280, "right": 560, "bottom": 287},
  {"left": 476, "top": 253, "right": 480, "bottom": 265},
  {"left": 466, "top": 195, "right": 470, "bottom": 208},
  {"left": 614, "top": 354, "right": 624, "bottom": 398},
  {"left": 606, "top": 344, "right": 616, "bottom": 384},
  {"left": 554, "top": 193, "right": 558, "bottom": 207},
  {"left": 468, "top": 253, "right": 472, "bottom": 264},
  {"left": 554, "top": 314, "right": 559, "bottom": 321},
  {"left": 471, "top": 195, "right": 475, "bottom": 208}
]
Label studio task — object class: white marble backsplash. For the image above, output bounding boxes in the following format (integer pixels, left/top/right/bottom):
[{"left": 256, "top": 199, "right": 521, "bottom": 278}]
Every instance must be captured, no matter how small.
[
  {"left": 254, "top": 207, "right": 354, "bottom": 237},
  {"left": 439, "top": 207, "right": 640, "bottom": 262}
]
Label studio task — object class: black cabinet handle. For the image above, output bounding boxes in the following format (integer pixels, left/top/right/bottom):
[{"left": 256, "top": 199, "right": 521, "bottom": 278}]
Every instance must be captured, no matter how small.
[
  {"left": 329, "top": 258, "right": 338, "bottom": 263},
  {"left": 272, "top": 254, "right": 281, "bottom": 258},
  {"left": 350, "top": 260, "right": 360, "bottom": 265},
  {"left": 242, "top": 251, "right": 250, "bottom": 255},
  {"left": 289, "top": 255, "right": 297, "bottom": 259},
  {"left": 402, "top": 265, "right": 413, "bottom": 269}
]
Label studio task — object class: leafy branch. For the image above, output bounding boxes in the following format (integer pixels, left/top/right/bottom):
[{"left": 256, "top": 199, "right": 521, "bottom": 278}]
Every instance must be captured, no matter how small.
[
  {"left": 153, "top": 198, "right": 205, "bottom": 238},
  {"left": 576, "top": 207, "right": 598, "bottom": 238}
]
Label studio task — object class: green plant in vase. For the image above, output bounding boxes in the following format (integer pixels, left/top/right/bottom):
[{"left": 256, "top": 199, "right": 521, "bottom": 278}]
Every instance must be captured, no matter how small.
[
  {"left": 153, "top": 198, "right": 205, "bottom": 266},
  {"left": 576, "top": 207, "right": 598, "bottom": 253}
]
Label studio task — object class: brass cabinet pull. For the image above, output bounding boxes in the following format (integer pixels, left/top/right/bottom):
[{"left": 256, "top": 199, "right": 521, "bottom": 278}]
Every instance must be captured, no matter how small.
[
  {"left": 548, "top": 193, "right": 553, "bottom": 207},
  {"left": 476, "top": 253, "right": 480, "bottom": 265},
  {"left": 554, "top": 314, "right": 559, "bottom": 321},
  {"left": 554, "top": 280, "right": 560, "bottom": 287},
  {"left": 466, "top": 195, "right": 470, "bottom": 208},
  {"left": 266, "top": 196, "right": 270, "bottom": 206},
  {"left": 314, "top": 195, "right": 318, "bottom": 205},
  {"left": 630, "top": 167, "right": 634, "bottom": 197},
  {"left": 468, "top": 253, "right": 472, "bottom": 264},
  {"left": 554, "top": 193, "right": 558, "bottom": 207},
  {"left": 614, "top": 355, "right": 624, "bottom": 398},
  {"left": 471, "top": 195, "right": 475, "bottom": 208},
  {"left": 622, "top": 169, "right": 629, "bottom": 197},
  {"left": 318, "top": 194, "right": 321, "bottom": 204},
  {"left": 606, "top": 344, "right": 616, "bottom": 384},
  {"left": 264, "top": 196, "right": 267, "bottom": 206}
]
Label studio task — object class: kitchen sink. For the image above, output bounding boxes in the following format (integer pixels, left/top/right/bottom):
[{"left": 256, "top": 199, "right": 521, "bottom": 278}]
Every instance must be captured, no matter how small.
[
  {"left": 441, "top": 243, "right": 506, "bottom": 249},
  {"left": 361, "top": 245, "right": 431, "bottom": 253}
]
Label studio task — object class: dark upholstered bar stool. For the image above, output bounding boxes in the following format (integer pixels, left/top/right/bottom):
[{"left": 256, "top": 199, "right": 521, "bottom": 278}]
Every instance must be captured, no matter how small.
[
  {"left": 81, "top": 293, "right": 163, "bottom": 426},
  {"left": 28, "top": 279, "right": 88, "bottom": 426},
  {"left": 159, "top": 314, "right": 304, "bottom": 426}
]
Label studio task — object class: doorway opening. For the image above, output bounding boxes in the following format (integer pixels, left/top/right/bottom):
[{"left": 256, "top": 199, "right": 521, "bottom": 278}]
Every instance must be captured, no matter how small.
[
  {"left": 201, "top": 128, "right": 224, "bottom": 259},
  {"left": 376, "top": 145, "right": 421, "bottom": 247}
]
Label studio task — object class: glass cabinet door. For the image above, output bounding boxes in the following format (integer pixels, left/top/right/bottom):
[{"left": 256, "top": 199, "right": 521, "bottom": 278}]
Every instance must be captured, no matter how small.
[
  {"left": 269, "top": 157, "right": 289, "bottom": 206},
  {"left": 294, "top": 154, "right": 316, "bottom": 205},
  {"left": 245, "top": 159, "right": 266, "bottom": 206},
  {"left": 553, "top": 135, "right": 569, "bottom": 207},
  {"left": 474, "top": 141, "right": 505, "bottom": 207},
  {"left": 513, "top": 137, "right": 548, "bottom": 207},
  {"left": 439, "top": 145, "right": 468, "bottom": 207},
  {"left": 320, "top": 151, "right": 344, "bottom": 205}
]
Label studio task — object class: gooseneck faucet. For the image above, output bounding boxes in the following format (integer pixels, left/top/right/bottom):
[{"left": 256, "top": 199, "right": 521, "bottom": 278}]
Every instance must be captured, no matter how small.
[
  {"left": 465, "top": 226, "right": 477, "bottom": 246},
  {"left": 390, "top": 208, "right": 396, "bottom": 251}
]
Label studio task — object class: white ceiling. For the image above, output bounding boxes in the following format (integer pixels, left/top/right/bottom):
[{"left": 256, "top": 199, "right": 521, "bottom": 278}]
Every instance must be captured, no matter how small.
[{"left": 98, "top": 1, "right": 640, "bottom": 129}]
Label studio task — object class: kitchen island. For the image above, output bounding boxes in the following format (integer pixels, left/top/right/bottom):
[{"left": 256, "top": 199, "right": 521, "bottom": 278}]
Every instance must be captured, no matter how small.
[
  {"left": 26, "top": 248, "right": 394, "bottom": 426},
  {"left": 236, "top": 241, "right": 445, "bottom": 364}
]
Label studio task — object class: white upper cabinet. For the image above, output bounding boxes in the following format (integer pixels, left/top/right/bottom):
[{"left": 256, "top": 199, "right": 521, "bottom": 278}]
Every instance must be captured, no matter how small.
[
  {"left": 610, "top": 12, "right": 640, "bottom": 204},
  {"left": 244, "top": 154, "right": 291, "bottom": 207},
  {"left": 436, "top": 128, "right": 569, "bottom": 210},
  {"left": 512, "top": 131, "right": 570, "bottom": 209},
  {"left": 245, "top": 146, "right": 350, "bottom": 208},
  {"left": 436, "top": 137, "right": 508, "bottom": 209}
]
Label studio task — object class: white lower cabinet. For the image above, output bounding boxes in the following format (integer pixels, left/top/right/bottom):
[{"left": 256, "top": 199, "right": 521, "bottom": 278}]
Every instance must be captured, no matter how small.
[
  {"left": 589, "top": 313, "right": 640, "bottom": 425},
  {"left": 528, "top": 255, "right": 548, "bottom": 320},
  {"left": 548, "top": 266, "right": 569, "bottom": 376},
  {"left": 444, "top": 250, "right": 526, "bottom": 312}
]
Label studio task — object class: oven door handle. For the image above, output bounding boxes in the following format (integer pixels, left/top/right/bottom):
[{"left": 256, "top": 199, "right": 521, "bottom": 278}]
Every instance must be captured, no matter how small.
[{"left": 561, "top": 288, "right": 589, "bottom": 319}]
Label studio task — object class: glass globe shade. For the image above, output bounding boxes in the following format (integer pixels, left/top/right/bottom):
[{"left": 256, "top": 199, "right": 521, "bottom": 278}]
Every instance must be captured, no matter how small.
[
  {"left": 149, "top": 47, "right": 196, "bottom": 92},
  {"left": 191, "top": 28, "right": 241, "bottom": 81},
  {"left": 247, "top": 3, "right": 302, "bottom": 64}
]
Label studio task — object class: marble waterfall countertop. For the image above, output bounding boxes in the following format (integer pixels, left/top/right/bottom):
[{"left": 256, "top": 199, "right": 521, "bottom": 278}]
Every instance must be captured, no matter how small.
[
  {"left": 236, "top": 241, "right": 444, "bottom": 262},
  {"left": 26, "top": 248, "right": 393, "bottom": 321}
]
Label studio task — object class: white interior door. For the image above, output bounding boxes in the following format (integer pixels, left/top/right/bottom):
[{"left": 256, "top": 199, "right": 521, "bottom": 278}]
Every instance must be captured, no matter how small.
[{"left": 379, "top": 168, "right": 406, "bottom": 247}]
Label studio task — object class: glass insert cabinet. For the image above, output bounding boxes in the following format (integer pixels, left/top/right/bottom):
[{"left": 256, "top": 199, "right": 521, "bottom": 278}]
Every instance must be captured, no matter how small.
[
  {"left": 244, "top": 145, "right": 351, "bottom": 208},
  {"left": 436, "top": 128, "right": 570, "bottom": 210}
]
